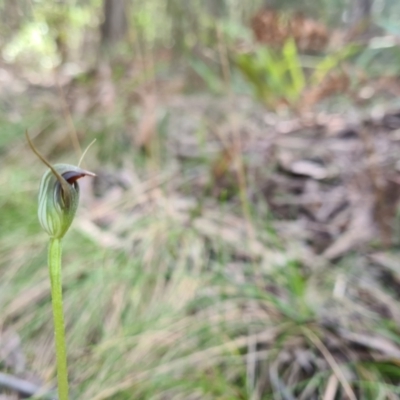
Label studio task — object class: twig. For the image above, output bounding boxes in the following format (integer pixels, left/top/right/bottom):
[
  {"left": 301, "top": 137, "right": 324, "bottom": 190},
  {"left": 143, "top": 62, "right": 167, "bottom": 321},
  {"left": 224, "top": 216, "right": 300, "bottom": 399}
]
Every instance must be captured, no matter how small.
[
  {"left": 358, "top": 127, "right": 390, "bottom": 246},
  {"left": 0, "top": 372, "right": 56, "bottom": 399},
  {"left": 302, "top": 327, "right": 357, "bottom": 400}
]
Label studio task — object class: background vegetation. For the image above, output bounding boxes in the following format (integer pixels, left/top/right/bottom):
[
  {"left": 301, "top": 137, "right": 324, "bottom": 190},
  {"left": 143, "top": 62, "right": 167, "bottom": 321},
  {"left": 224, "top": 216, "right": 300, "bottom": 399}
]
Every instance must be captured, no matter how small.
[{"left": 2, "top": 0, "right": 400, "bottom": 399}]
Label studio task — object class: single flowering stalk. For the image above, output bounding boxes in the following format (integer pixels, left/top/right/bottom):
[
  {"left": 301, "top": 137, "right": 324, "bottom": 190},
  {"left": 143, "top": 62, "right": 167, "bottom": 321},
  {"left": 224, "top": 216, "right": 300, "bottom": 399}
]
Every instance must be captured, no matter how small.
[{"left": 27, "top": 132, "right": 95, "bottom": 400}]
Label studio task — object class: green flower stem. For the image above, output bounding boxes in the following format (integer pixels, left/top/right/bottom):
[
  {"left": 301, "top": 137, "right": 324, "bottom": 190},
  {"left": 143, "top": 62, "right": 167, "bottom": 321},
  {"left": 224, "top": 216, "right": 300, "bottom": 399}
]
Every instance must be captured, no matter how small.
[
  {"left": 48, "top": 238, "right": 69, "bottom": 400},
  {"left": 26, "top": 131, "right": 95, "bottom": 399}
]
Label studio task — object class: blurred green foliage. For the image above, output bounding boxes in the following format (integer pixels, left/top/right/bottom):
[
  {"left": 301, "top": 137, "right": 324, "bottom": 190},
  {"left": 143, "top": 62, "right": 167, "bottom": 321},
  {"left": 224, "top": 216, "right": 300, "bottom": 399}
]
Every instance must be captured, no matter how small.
[
  {"left": 236, "top": 39, "right": 305, "bottom": 107},
  {"left": 1, "top": 0, "right": 398, "bottom": 68},
  {"left": 235, "top": 40, "right": 364, "bottom": 109},
  {"left": 1, "top": 0, "right": 400, "bottom": 100}
]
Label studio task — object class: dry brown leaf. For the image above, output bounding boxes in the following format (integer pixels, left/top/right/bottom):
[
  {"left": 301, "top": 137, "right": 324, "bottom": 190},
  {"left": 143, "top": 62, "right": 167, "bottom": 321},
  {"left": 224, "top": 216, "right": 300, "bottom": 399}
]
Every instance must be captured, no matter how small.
[
  {"left": 339, "top": 329, "right": 400, "bottom": 359},
  {"left": 369, "top": 252, "right": 400, "bottom": 280},
  {"left": 323, "top": 374, "right": 339, "bottom": 400},
  {"left": 251, "top": 8, "right": 328, "bottom": 53},
  {"left": 290, "top": 160, "right": 328, "bottom": 180}
]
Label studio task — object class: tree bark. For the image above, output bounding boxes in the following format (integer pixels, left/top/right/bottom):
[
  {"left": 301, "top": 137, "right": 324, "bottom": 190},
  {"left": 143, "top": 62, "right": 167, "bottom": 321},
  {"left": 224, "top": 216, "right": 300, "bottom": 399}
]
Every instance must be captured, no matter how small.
[
  {"left": 101, "top": 0, "right": 127, "bottom": 46},
  {"left": 348, "top": 0, "right": 373, "bottom": 38},
  {"left": 351, "top": 0, "right": 373, "bottom": 23},
  {"left": 207, "top": 0, "right": 226, "bottom": 19}
]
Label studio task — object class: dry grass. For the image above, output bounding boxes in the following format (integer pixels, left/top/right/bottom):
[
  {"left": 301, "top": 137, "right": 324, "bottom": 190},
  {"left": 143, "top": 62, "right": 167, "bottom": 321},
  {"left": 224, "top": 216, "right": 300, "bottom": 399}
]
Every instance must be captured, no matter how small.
[{"left": 1, "top": 61, "right": 400, "bottom": 400}]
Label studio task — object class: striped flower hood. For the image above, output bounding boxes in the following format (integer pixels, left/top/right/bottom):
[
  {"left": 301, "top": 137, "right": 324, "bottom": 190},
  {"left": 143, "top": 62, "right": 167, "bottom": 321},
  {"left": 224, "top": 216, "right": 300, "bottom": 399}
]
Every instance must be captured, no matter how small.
[{"left": 38, "top": 164, "right": 95, "bottom": 239}]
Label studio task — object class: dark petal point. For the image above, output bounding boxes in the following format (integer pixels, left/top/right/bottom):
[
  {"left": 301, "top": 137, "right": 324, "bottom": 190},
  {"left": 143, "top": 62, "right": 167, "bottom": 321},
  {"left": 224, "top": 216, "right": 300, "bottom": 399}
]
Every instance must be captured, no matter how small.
[{"left": 62, "top": 170, "right": 94, "bottom": 185}]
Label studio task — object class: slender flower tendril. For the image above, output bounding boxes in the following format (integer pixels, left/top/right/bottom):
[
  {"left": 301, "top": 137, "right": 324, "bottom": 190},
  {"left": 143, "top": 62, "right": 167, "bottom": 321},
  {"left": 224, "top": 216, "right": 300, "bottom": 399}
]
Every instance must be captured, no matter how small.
[{"left": 26, "top": 131, "right": 95, "bottom": 400}]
